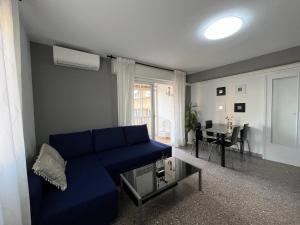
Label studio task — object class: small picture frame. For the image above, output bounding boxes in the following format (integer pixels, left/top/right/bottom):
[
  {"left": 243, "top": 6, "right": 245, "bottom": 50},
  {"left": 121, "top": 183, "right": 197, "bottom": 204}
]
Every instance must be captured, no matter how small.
[
  {"left": 216, "top": 87, "right": 226, "bottom": 96},
  {"left": 235, "top": 84, "right": 246, "bottom": 95},
  {"left": 234, "top": 103, "right": 246, "bottom": 113}
]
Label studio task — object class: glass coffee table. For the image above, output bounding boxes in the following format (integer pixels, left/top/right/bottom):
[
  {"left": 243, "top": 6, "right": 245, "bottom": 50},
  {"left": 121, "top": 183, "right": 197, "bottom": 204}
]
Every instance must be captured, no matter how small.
[{"left": 120, "top": 156, "right": 202, "bottom": 224}]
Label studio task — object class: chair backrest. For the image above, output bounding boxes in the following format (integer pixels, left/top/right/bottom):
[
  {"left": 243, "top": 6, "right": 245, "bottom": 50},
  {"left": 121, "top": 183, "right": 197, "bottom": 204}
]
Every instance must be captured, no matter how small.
[
  {"left": 195, "top": 122, "right": 202, "bottom": 129},
  {"left": 231, "top": 127, "right": 240, "bottom": 145},
  {"left": 242, "top": 124, "right": 249, "bottom": 141},
  {"left": 205, "top": 120, "right": 214, "bottom": 136},
  {"left": 195, "top": 123, "right": 203, "bottom": 141},
  {"left": 205, "top": 120, "right": 212, "bottom": 128}
]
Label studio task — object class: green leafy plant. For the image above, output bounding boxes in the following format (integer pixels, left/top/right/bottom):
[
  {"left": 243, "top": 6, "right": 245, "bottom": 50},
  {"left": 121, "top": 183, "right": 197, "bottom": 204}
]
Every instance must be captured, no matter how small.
[{"left": 185, "top": 103, "right": 198, "bottom": 133}]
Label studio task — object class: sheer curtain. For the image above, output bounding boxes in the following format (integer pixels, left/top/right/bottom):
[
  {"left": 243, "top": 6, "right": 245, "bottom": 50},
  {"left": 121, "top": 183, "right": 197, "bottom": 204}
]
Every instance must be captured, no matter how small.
[
  {"left": 0, "top": 0, "right": 31, "bottom": 225},
  {"left": 115, "top": 57, "right": 135, "bottom": 126},
  {"left": 172, "top": 70, "right": 186, "bottom": 147}
]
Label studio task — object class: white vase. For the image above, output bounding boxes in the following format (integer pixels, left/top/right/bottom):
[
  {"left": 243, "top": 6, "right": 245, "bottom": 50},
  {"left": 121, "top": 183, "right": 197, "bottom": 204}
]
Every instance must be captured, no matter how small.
[{"left": 187, "top": 130, "right": 195, "bottom": 144}]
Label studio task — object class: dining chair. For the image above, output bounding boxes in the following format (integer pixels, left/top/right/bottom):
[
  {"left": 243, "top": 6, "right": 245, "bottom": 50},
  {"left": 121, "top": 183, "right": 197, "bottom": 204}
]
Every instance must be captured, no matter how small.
[
  {"left": 211, "top": 127, "right": 240, "bottom": 168},
  {"left": 205, "top": 120, "right": 216, "bottom": 141},
  {"left": 194, "top": 123, "right": 217, "bottom": 157},
  {"left": 193, "top": 123, "right": 203, "bottom": 154},
  {"left": 238, "top": 124, "right": 251, "bottom": 155}
]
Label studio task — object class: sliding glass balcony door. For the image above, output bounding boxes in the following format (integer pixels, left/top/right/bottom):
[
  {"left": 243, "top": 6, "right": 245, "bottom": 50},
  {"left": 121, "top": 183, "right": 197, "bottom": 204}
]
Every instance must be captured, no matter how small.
[
  {"left": 133, "top": 82, "right": 173, "bottom": 144},
  {"left": 154, "top": 84, "right": 173, "bottom": 144},
  {"left": 133, "top": 83, "right": 154, "bottom": 137}
]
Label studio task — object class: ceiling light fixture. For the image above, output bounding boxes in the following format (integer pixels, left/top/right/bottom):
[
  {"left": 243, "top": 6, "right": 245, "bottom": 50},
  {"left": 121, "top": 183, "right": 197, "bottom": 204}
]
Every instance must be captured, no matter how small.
[{"left": 204, "top": 17, "right": 243, "bottom": 40}]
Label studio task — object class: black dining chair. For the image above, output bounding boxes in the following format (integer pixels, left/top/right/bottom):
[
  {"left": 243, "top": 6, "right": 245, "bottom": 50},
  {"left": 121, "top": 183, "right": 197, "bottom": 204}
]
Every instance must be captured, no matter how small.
[
  {"left": 195, "top": 122, "right": 203, "bottom": 141},
  {"left": 193, "top": 123, "right": 204, "bottom": 154},
  {"left": 211, "top": 126, "right": 240, "bottom": 168},
  {"left": 194, "top": 122, "right": 217, "bottom": 157},
  {"left": 205, "top": 120, "right": 217, "bottom": 141},
  {"left": 238, "top": 124, "right": 251, "bottom": 155}
]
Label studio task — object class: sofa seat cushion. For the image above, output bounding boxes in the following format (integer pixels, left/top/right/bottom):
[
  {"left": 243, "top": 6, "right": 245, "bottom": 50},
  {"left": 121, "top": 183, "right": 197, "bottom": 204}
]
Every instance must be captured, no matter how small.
[
  {"left": 49, "top": 130, "right": 93, "bottom": 160},
  {"left": 97, "top": 140, "right": 172, "bottom": 174},
  {"left": 40, "top": 155, "right": 118, "bottom": 225},
  {"left": 92, "top": 127, "right": 126, "bottom": 152}
]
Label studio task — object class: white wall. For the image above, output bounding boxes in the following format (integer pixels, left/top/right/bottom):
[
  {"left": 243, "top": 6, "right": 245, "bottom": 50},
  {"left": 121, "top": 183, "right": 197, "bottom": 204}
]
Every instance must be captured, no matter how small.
[
  {"left": 20, "top": 22, "right": 36, "bottom": 166},
  {"left": 191, "top": 69, "right": 267, "bottom": 155},
  {"left": 191, "top": 62, "right": 300, "bottom": 156}
]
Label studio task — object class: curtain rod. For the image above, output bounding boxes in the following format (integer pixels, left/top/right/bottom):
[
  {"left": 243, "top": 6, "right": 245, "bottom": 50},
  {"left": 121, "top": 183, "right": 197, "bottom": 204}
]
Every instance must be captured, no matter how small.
[{"left": 107, "top": 55, "right": 173, "bottom": 72}]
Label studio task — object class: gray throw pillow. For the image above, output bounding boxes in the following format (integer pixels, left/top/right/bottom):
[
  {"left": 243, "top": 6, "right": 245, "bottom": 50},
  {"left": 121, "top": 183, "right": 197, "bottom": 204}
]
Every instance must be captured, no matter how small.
[{"left": 32, "top": 143, "right": 67, "bottom": 191}]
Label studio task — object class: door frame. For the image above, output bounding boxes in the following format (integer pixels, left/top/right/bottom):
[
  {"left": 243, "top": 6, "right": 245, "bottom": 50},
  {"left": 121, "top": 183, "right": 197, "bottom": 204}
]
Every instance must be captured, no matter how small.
[{"left": 264, "top": 68, "right": 300, "bottom": 166}]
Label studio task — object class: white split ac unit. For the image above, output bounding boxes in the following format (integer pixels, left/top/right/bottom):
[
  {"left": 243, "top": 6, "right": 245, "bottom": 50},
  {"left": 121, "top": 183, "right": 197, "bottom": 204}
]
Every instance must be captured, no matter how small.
[{"left": 53, "top": 46, "right": 100, "bottom": 71}]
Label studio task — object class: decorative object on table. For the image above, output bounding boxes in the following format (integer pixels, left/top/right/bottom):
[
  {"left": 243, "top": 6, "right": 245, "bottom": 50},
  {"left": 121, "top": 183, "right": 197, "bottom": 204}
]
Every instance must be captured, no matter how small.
[
  {"left": 216, "top": 103, "right": 226, "bottom": 112},
  {"left": 235, "top": 84, "right": 247, "bottom": 95},
  {"left": 185, "top": 103, "right": 198, "bottom": 144},
  {"left": 225, "top": 115, "right": 233, "bottom": 133},
  {"left": 216, "top": 87, "right": 226, "bottom": 96},
  {"left": 234, "top": 103, "right": 246, "bottom": 112}
]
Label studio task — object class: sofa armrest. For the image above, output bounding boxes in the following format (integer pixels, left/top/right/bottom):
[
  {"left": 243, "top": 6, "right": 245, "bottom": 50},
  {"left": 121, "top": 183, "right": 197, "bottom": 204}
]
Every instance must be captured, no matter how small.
[{"left": 28, "top": 171, "right": 44, "bottom": 225}]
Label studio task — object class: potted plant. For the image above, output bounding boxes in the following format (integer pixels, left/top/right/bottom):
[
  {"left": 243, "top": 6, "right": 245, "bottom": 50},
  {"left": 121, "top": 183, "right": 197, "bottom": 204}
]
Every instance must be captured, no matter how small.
[{"left": 185, "top": 103, "right": 198, "bottom": 144}]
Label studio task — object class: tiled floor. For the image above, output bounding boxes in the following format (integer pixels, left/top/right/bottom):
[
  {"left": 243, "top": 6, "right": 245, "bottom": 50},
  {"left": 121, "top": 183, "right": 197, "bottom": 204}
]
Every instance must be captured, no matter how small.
[{"left": 113, "top": 146, "right": 300, "bottom": 225}]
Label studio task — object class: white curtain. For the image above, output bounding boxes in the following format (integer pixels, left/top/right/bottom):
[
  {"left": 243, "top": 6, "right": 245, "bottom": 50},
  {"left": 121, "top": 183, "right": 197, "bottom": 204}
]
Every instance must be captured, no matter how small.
[
  {"left": 115, "top": 57, "right": 135, "bottom": 126},
  {"left": 0, "top": 0, "right": 31, "bottom": 225},
  {"left": 172, "top": 70, "right": 186, "bottom": 147}
]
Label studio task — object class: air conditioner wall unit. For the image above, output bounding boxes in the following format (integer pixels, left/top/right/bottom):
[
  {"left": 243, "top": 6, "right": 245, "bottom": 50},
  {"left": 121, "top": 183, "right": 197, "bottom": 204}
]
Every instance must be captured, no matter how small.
[{"left": 53, "top": 46, "right": 100, "bottom": 71}]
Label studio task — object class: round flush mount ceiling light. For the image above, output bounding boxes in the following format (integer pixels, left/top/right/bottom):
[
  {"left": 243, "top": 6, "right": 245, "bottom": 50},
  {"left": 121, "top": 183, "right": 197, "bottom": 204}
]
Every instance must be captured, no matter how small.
[{"left": 204, "top": 17, "right": 243, "bottom": 40}]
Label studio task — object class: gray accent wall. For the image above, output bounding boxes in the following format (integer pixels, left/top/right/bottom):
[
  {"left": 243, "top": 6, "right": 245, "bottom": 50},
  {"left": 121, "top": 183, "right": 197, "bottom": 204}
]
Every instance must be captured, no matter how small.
[
  {"left": 31, "top": 42, "right": 118, "bottom": 148},
  {"left": 187, "top": 45, "right": 300, "bottom": 83},
  {"left": 20, "top": 23, "right": 36, "bottom": 167}
]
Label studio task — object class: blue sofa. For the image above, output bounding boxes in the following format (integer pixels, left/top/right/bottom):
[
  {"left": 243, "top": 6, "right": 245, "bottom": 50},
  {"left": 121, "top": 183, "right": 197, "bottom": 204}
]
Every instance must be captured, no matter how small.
[{"left": 28, "top": 125, "right": 172, "bottom": 225}]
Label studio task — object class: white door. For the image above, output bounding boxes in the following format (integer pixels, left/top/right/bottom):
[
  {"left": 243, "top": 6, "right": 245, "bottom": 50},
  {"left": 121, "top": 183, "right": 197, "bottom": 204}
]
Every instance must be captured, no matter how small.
[{"left": 265, "top": 69, "right": 300, "bottom": 167}]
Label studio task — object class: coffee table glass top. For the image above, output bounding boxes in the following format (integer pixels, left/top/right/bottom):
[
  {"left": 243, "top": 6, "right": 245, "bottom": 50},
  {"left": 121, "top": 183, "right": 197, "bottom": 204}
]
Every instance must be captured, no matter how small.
[{"left": 120, "top": 156, "right": 200, "bottom": 200}]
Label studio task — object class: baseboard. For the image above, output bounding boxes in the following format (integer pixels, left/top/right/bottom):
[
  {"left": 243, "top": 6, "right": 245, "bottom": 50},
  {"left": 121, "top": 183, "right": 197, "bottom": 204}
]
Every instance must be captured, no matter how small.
[{"left": 229, "top": 147, "right": 262, "bottom": 158}]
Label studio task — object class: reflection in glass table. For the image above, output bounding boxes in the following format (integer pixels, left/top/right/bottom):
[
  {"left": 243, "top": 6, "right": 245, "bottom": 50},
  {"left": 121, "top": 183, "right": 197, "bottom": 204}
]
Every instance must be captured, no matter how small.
[{"left": 120, "top": 157, "right": 202, "bottom": 225}]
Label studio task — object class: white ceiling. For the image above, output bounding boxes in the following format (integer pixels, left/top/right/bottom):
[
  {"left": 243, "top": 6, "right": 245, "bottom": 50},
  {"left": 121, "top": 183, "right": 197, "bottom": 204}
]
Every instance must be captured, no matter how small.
[{"left": 19, "top": 0, "right": 300, "bottom": 74}]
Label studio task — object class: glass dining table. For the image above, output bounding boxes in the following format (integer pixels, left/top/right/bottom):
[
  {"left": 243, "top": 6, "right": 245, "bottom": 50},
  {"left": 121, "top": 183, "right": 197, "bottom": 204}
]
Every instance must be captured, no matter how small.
[{"left": 195, "top": 124, "right": 241, "bottom": 167}]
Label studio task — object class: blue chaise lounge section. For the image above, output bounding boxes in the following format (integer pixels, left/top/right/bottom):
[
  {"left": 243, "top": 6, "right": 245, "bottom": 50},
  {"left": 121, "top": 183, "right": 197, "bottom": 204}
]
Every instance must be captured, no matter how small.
[{"left": 28, "top": 125, "right": 172, "bottom": 225}]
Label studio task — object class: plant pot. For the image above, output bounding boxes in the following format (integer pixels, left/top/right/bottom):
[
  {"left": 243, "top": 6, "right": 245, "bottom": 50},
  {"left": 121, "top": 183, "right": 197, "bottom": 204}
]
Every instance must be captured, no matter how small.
[{"left": 187, "top": 130, "right": 195, "bottom": 144}]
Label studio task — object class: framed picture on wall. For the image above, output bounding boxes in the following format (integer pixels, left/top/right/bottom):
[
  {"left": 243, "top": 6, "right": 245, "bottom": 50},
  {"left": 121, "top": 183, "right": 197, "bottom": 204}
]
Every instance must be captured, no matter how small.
[
  {"left": 234, "top": 103, "right": 246, "bottom": 112},
  {"left": 216, "top": 87, "right": 226, "bottom": 96},
  {"left": 235, "top": 84, "right": 246, "bottom": 95}
]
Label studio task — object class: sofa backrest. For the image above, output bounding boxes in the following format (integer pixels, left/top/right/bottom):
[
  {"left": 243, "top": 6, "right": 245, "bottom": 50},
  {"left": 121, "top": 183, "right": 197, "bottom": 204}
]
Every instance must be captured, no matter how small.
[
  {"left": 48, "top": 125, "right": 150, "bottom": 156},
  {"left": 49, "top": 130, "right": 93, "bottom": 160},
  {"left": 123, "top": 124, "right": 150, "bottom": 145},
  {"left": 92, "top": 127, "right": 127, "bottom": 152}
]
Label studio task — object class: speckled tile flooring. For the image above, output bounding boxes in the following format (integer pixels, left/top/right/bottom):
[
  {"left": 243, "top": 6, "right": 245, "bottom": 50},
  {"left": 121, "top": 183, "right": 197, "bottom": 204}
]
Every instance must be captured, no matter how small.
[{"left": 112, "top": 147, "right": 300, "bottom": 225}]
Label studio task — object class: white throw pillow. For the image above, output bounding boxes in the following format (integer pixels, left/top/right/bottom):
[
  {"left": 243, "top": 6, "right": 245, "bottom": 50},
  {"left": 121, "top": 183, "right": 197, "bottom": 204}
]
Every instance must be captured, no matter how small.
[{"left": 32, "top": 143, "right": 67, "bottom": 191}]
